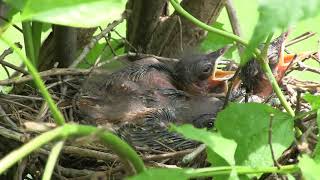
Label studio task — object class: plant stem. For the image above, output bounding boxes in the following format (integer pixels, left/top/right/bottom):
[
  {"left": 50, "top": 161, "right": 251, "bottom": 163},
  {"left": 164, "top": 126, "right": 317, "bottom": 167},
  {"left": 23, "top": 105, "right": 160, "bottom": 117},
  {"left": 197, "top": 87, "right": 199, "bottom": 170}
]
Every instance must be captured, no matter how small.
[
  {"left": 170, "top": 0, "right": 250, "bottom": 51},
  {"left": 42, "top": 141, "right": 65, "bottom": 180},
  {"left": 31, "top": 21, "right": 42, "bottom": 66},
  {"left": 22, "top": 21, "right": 36, "bottom": 65},
  {"left": 169, "top": 0, "right": 295, "bottom": 116},
  {"left": 0, "top": 36, "right": 66, "bottom": 125},
  {"left": 0, "top": 124, "right": 145, "bottom": 175},
  {"left": 260, "top": 60, "right": 295, "bottom": 116},
  {"left": 0, "top": 127, "right": 64, "bottom": 174},
  {"left": 186, "top": 165, "right": 299, "bottom": 178}
]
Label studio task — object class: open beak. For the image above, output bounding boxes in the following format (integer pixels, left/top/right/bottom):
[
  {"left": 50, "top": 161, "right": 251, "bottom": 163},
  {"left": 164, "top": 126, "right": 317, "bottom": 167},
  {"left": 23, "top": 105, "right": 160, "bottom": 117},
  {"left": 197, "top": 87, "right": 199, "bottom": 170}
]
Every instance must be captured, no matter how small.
[
  {"left": 276, "top": 52, "right": 315, "bottom": 79},
  {"left": 208, "top": 68, "right": 235, "bottom": 95}
]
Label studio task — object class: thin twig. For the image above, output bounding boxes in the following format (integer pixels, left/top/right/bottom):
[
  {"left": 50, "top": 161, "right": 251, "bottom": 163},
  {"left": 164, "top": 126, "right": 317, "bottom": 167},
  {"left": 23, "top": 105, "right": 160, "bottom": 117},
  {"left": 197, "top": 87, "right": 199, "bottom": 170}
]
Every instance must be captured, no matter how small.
[
  {"left": 0, "top": 105, "right": 17, "bottom": 129},
  {"left": 295, "top": 61, "right": 320, "bottom": 75},
  {"left": 223, "top": 0, "right": 243, "bottom": 108},
  {"left": 0, "top": 68, "right": 91, "bottom": 85},
  {"left": 0, "top": 42, "right": 28, "bottom": 75},
  {"left": 99, "top": 26, "right": 117, "bottom": 56},
  {"left": 70, "top": 12, "right": 127, "bottom": 68},
  {"left": 127, "top": 52, "right": 179, "bottom": 63},
  {"left": 295, "top": 90, "right": 301, "bottom": 115},
  {"left": 225, "top": 0, "right": 244, "bottom": 53},
  {"left": 268, "top": 114, "right": 281, "bottom": 169},
  {"left": 286, "top": 32, "right": 316, "bottom": 47},
  {"left": 0, "top": 15, "right": 23, "bottom": 33},
  {"left": 181, "top": 144, "right": 206, "bottom": 164}
]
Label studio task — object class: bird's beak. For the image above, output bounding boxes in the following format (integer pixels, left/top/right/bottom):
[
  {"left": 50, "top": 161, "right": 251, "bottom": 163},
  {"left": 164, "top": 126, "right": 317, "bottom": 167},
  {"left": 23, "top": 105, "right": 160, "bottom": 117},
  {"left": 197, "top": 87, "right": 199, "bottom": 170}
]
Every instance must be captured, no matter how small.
[
  {"left": 207, "top": 68, "right": 236, "bottom": 95},
  {"left": 276, "top": 51, "right": 315, "bottom": 79}
]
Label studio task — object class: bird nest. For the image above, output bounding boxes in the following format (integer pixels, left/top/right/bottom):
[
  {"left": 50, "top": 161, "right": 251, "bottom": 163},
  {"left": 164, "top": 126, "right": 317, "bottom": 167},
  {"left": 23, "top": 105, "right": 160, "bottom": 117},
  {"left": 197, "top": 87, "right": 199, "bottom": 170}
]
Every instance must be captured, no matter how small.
[{"left": 0, "top": 54, "right": 319, "bottom": 179}]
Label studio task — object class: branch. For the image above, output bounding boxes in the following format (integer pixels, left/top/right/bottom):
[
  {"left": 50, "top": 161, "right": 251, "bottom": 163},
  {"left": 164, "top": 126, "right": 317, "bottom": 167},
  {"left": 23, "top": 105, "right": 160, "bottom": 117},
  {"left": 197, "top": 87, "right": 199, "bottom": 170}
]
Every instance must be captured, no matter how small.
[
  {"left": 70, "top": 12, "right": 127, "bottom": 68},
  {"left": 0, "top": 68, "right": 91, "bottom": 86}
]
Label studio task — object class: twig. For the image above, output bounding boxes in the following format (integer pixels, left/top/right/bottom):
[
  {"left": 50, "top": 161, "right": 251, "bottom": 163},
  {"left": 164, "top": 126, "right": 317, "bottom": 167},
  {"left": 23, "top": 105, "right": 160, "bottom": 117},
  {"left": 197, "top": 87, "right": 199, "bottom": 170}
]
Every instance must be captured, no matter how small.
[
  {"left": 268, "top": 114, "right": 281, "bottom": 169},
  {"left": 113, "top": 30, "right": 138, "bottom": 53},
  {"left": 70, "top": 12, "right": 127, "bottom": 68},
  {"left": 182, "top": 144, "right": 206, "bottom": 164},
  {"left": 0, "top": 125, "right": 29, "bottom": 143},
  {"left": 225, "top": 0, "right": 244, "bottom": 53},
  {"left": 143, "top": 149, "right": 193, "bottom": 161},
  {"left": 127, "top": 52, "right": 179, "bottom": 63},
  {"left": 223, "top": 0, "right": 243, "bottom": 108},
  {"left": 0, "top": 60, "right": 28, "bottom": 75},
  {"left": 0, "top": 42, "right": 28, "bottom": 75},
  {"left": 295, "top": 90, "right": 301, "bottom": 114},
  {"left": 286, "top": 32, "right": 316, "bottom": 47},
  {"left": 0, "top": 98, "right": 39, "bottom": 113},
  {"left": 0, "top": 68, "right": 91, "bottom": 85},
  {"left": 0, "top": 93, "right": 44, "bottom": 101},
  {"left": 99, "top": 26, "right": 117, "bottom": 56},
  {"left": 0, "top": 15, "right": 23, "bottom": 33},
  {"left": 0, "top": 105, "right": 18, "bottom": 129},
  {"left": 295, "top": 61, "right": 320, "bottom": 75}
]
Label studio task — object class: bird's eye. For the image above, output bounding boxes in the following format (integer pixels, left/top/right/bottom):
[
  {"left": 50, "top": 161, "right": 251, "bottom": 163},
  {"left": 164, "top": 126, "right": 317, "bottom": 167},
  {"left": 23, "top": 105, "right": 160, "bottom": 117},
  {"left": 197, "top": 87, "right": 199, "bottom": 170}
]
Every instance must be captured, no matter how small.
[
  {"left": 198, "top": 63, "right": 213, "bottom": 80},
  {"left": 202, "top": 64, "right": 212, "bottom": 74}
]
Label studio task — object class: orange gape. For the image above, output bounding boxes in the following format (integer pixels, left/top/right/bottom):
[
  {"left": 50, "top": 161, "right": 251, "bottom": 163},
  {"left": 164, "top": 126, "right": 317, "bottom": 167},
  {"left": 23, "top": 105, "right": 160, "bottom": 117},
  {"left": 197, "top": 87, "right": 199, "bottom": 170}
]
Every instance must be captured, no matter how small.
[{"left": 276, "top": 52, "right": 314, "bottom": 81}]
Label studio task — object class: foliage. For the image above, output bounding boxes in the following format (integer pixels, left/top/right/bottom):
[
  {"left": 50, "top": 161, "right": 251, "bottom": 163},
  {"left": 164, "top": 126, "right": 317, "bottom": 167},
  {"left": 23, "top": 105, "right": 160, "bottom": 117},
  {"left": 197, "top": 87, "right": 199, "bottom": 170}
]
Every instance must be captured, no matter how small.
[
  {"left": 1, "top": 0, "right": 320, "bottom": 179},
  {"left": 5, "top": 0, "right": 126, "bottom": 27}
]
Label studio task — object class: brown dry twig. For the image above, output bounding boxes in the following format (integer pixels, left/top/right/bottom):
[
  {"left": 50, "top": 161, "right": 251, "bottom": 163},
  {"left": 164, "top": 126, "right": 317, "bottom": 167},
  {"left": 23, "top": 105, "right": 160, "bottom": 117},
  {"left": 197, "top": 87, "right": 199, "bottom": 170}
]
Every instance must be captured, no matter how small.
[
  {"left": 0, "top": 42, "right": 28, "bottom": 75},
  {"left": 0, "top": 68, "right": 91, "bottom": 86},
  {"left": 70, "top": 12, "right": 128, "bottom": 68}
]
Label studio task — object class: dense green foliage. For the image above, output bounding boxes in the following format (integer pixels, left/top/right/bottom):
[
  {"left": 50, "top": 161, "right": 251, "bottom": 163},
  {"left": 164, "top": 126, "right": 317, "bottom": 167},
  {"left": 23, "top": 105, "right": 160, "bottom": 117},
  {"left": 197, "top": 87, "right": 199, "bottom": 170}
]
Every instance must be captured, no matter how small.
[{"left": 1, "top": 0, "right": 320, "bottom": 179}]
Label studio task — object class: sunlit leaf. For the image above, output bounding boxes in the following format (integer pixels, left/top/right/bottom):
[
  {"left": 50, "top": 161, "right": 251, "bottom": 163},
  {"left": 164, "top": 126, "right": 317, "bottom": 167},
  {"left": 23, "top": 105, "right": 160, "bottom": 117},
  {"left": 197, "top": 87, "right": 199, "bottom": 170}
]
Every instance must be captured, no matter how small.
[
  {"left": 200, "top": 22, "right": 236, "bottom": 59},
  {"left": 303, "top": 93, "right": 320, "bottom": 161},
  {"left": 303, "top": 93, "right": 320, "bottom": 110},
  {"left": 299, "top": 155, "right": 320, "bottom": 180},
  {"left": 216, "top": 103, "right": 294, "bottom": 167},
  {"left": 19, "top": 0, "right": 125, "bottom": 27},
  {"left": 171, "top": 124, "right": 237, "bottom": 166},
  {"left": 241, "top": 0, "right": 320, "bottom": 65},
  {"left": 3, "top": 0, "right": 25, "bottom": 11}
]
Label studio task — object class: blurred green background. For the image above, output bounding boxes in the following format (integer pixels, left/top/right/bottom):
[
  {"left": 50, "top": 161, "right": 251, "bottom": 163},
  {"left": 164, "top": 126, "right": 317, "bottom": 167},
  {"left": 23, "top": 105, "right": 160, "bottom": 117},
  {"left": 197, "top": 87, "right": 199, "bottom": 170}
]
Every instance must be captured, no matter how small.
[{"left": 1, "top": 0, "right": 319, "bottom": 82}]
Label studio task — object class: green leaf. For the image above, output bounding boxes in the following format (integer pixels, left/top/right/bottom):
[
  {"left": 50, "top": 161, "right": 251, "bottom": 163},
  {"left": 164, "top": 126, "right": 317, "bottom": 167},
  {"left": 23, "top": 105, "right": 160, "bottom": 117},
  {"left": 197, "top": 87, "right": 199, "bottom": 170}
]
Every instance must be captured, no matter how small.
[
  {"left": 299, "top": 155, "right": 320, "bottom": 180},
  {"left": 19, "top": 0, "right": 125, "bottom": 27},
  {"left": 216, "top": 103, "right": 294, "bottom": 167},
  {"left": 78, "top": 40, "right": 124, "bottom": 69},
  {"left": 171, "top": 124, "right": 237, "bottom": 166},
  {"left": 241, "top": 0, "right": 320, "bottom": 65},
  {"left": 128, "top": 168, "right": 188, "bottom": 180},
  {"left": 303, "top": 93, "right": 320, "bottom": 161},
  {"left": 303, "top": 93, "right": 320, "bottom": 110},
  {"left": 200, "top": 22, "right": 236, "bottom": 59},
  {"left": 313, "top": 109, "right": 320, "bottom": 162},
  {"left": 4, "top": 0, "right": 26, "bottom": 11}
]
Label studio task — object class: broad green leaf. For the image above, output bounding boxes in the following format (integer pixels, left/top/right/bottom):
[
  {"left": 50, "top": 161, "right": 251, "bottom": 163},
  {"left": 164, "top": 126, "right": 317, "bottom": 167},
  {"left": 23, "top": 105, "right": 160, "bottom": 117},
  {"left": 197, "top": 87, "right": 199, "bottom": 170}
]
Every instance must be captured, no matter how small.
[
  {"left": 200, "top": 22, "right": 236, "bottom": 59},
  {"left": 303, "top": 93, "right": 320, "bottom": 110},
  {"left": 128, "top": 168, "right": 188, "bottom": 180},
  {"left": 19, "top": 0, "right": 125, "bottom": 27},
  {"left": 4, "top": 0, "right": 26, "bottom": 11},
  {"left": 313, "top": 109, "right": 320, "bottom": 162},
  {"left": 299, "top": 155, "right": 320, "bottom": 180},
  {"left": 303, "top": 93, "right": 320, "bottom": 161},
  {"left": 241, "top": 0, "right": 320, "bottom": 65},
  {"left": 171, "top": 124, "right": 237, "bottom": 166},
  {"left": 216, "top": 103, "right": 294, "bottom": 167}
]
